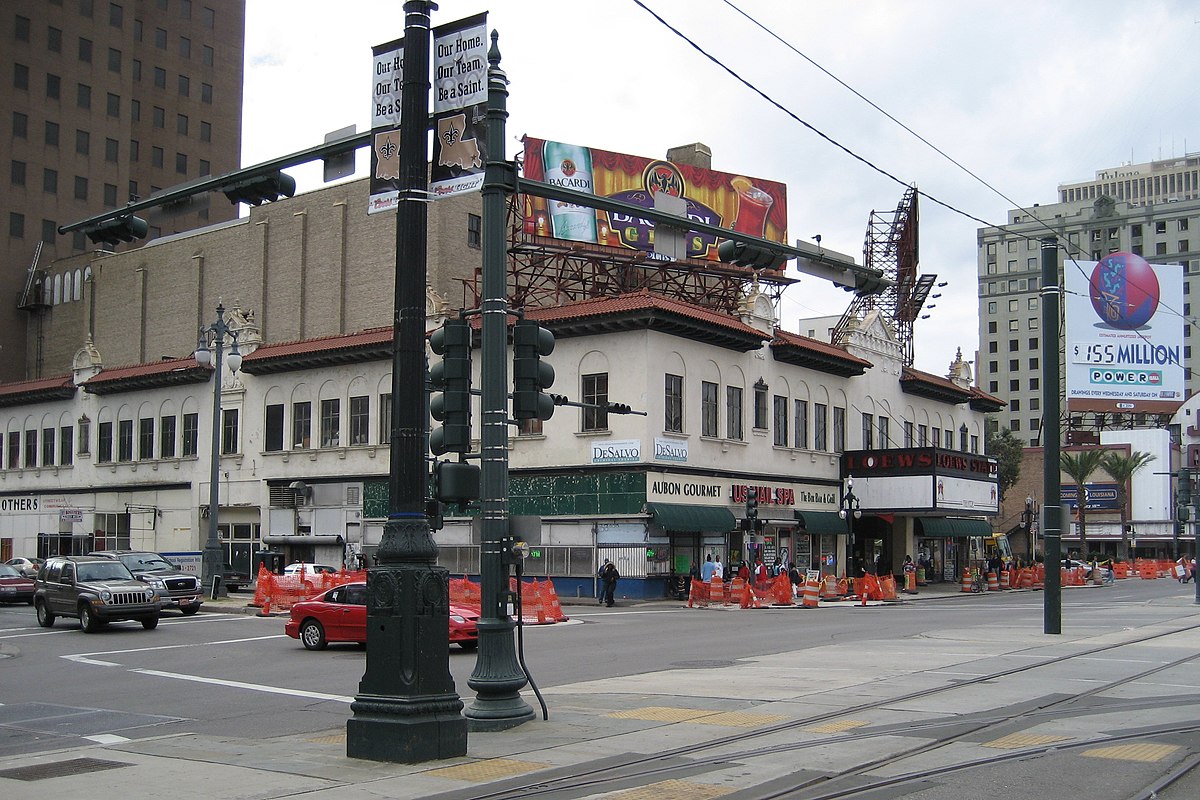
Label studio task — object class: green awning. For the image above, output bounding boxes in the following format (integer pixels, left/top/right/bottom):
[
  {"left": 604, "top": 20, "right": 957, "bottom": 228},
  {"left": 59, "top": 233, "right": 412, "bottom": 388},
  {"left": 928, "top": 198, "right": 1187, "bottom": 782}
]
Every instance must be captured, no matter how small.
[
  {"left": 794, "top": 510, "right": 849, "bottom": 536},
  {"left": 645, "top": 503, "right": 736, "bottom": 533},
  {"left": 917, "top": 517, "right": 993, "bottom": 538}
]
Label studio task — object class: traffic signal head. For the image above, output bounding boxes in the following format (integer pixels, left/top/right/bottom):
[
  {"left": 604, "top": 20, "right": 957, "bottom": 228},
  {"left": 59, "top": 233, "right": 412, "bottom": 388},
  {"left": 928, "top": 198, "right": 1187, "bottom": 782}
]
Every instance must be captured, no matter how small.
[
  {"left": 746, "top": 487, "right": 758, "bottom": 519},
  {"left": 512, "top": 319, "right": 555, "bottom": 421},
  {"left": 429, "top": 318, "right": 472, "bottom": 455},
  {"left": 717, "top": 239, "right": 788, "bottom": 270},
  {"left": 83, "top": 215, "right": 149, "bottom": 248},
  {"left": 607, "top": 402, "right": 632, "bottom": 414},
  {"left": 219, "top": 170, "right": 297, "bottom": 207},
  {"left": 846, "top": 268, "right": 890, "bottom": 297}
]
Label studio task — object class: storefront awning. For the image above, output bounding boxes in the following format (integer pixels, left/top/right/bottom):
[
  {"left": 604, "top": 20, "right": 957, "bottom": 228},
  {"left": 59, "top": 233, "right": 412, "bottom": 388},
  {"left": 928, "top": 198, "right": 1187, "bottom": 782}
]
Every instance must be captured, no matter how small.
[
  {"left": 794, "top": 510, "right": 848, "bottom": 536},
  {"left": 917, "top": 517, "right": 992, "bottom": 538},
  {"left": 262, "top": 534, "right": 345, "bottom": 545},
  {"left": 645, "top": 503, "right": 736, "bottom": 533}
]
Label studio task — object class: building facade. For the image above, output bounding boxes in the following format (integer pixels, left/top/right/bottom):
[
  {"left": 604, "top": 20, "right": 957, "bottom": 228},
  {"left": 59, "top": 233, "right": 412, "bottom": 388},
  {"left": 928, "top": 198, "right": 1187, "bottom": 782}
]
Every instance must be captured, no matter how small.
[
  {"left": 977, "top": 193, "right": 1200, "bottom": 443},
  {"left": 2, "top": 0, "right": 245, "bottom": 381}
]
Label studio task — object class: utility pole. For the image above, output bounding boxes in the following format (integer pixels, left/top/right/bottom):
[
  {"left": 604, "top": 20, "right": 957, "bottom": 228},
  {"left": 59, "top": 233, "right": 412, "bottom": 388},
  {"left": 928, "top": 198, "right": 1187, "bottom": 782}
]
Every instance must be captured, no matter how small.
[
  {"left": 464, "top": 32, "right": 536, "bottom": 731},
  {"left": 347, "top": 0, "right": 467, "bottom": 762},
  {"left": 1041, "top": 237, "right": 1062, "bottom": 635}
]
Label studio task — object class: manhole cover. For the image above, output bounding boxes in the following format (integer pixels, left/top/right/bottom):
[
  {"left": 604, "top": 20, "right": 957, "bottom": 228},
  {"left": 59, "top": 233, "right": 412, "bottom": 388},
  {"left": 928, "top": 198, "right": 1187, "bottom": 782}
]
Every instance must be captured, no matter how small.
[
  {"left": 669, "top": 660, "right": 737, "bottom": 669},
  {"left": 0, "top": 757, "right": 130, "bottom": 782}
]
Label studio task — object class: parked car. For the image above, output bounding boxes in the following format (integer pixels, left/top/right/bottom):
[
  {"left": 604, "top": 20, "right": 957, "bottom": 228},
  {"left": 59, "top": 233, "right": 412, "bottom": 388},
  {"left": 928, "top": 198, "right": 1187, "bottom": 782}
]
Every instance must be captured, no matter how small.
[
  {"left": 284, "top": 581, "right": 479, "bottom": 651},
  {"left": 282, "top": 562, "right": 339, "bottom": 576},
  {"left": 221, "top": 563, "right": 250, "bottom": 593},
  {"left": 0, "top": 564, "right": 36, "bottom": 604},
  {"left": 33, "top": 555, "right": 160, "bottom": 632},
  {"left": 90, "top": 550, "right": 202, "bottom": 614},
  {"left": 5, "top": 557, "right": 43, "bottom": 578}
]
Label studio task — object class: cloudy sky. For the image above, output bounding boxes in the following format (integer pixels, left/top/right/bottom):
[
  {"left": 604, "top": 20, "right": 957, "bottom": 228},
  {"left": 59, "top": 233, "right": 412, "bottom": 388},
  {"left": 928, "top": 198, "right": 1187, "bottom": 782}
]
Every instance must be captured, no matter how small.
[{"left": 242, "top": 0, "right": 1200, "bottom": 377}]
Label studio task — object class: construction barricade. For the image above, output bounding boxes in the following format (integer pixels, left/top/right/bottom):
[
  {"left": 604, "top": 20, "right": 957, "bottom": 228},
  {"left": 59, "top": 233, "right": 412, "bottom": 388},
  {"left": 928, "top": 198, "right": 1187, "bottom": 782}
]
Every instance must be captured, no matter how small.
[
  {"left": 771, "top": 573, "right": 794, "bottom": 606},
  {"left": 878, "top": 575, "right": 899, "bottom": 601},
  {"left": 254, "top": 565, "right": 366, "bottom": 614},
  {"left": 800, "top": 575, "right": 821, "bottom": 608},
  {"left": 987, "top": 571, "right": 1000, "bottom": 592},
  {"left": 710, "top": 575, "right": 728, "bottom": 605},
  {"left": 961, "top": 568, "right": 973, "bottom": 593},
  {"left": 687, "top": 578, "right": 710, "bottom": 608}
]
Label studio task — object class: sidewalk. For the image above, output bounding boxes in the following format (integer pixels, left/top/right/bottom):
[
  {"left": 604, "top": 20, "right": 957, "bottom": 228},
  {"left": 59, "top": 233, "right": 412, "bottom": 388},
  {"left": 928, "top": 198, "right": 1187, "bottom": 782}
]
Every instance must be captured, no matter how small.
[{"left": 2, "top": 579, "right": 1186, "bottom": 800}]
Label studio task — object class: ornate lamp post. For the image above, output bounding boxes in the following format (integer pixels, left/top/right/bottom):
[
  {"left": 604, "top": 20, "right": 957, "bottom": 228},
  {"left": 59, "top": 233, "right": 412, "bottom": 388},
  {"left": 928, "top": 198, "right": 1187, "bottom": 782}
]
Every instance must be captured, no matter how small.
[
  {"left": 194, "top": 302, "right": 241, "bottom": 598},
  {"left": 839, "top": 475, "right": 862, "bottom": 579},
  {"left": 1023, "top": 495, "right": 1036, "bottom": 561}
]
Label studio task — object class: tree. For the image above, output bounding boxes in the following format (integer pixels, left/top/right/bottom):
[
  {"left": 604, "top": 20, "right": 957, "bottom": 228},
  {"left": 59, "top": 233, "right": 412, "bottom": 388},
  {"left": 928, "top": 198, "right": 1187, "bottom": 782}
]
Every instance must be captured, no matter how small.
[
  {"left": 986, "top": 427, "right": 1024, "bottom": 503},
  {"left": 1060, "top": 449, "right": 1107, "bottom": 557},
  {"left": 1100, "top": 450, "right": 1156, "bottom": 562}
]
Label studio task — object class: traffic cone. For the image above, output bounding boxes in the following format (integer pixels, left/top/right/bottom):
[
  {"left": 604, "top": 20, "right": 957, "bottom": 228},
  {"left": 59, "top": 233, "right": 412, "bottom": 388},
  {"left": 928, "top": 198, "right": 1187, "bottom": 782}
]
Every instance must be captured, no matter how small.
[
  {"left": 801, "top": 576, "right": 820, "bottom": 608},
  {"left": 904, "top": 570, "right": 918, "bottom": 594},
  {"left": 961, "top": 568, "right": 973, "bottom": 593},
  {"left": 1000, "top": 569, "right": 1010, "bottom": 590}
]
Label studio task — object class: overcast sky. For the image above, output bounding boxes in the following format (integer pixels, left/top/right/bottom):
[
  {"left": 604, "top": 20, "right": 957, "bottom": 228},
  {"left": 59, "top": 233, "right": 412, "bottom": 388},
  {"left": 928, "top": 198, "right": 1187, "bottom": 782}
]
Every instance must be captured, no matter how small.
[{"left": 242, "top": 0, "right": 1200, "bottom": 378}]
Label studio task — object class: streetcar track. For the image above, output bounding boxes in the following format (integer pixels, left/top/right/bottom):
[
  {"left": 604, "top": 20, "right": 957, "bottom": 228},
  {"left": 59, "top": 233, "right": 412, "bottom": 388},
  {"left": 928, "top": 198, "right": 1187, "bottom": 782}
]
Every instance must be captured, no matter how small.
[{"left": 420, "top": 620, "right": 1200, "bottom": 800}]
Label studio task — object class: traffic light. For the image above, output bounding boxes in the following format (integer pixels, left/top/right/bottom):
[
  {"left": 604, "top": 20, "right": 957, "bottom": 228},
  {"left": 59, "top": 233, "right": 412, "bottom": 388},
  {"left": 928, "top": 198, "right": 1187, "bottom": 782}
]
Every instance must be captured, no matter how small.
[
  {"left": 746, "top": 487, "right": 758, "bottom": 520},
  {"left": 845, "top": 268, "right": 890, "bottom": 297},
  {"left": 83, "top": 215, "right": 149, "bottom": 248},
  {"left": 607, "top": 402, "right": 632, "bottom": 414},
  {"left": 512, "top": 319, "right": 555, "bottom": 420},
  {"left": 717, "top": 238, "right": 788, "bottom": 270},
  {"left": 219, "top": 170, "right": 297, "bottom": 206},
  {"left": 434, "top": 459, "right": 480, "bottom": 504},
  {"left": 429, "top": 318, "right": 472, "bottom": 455}
]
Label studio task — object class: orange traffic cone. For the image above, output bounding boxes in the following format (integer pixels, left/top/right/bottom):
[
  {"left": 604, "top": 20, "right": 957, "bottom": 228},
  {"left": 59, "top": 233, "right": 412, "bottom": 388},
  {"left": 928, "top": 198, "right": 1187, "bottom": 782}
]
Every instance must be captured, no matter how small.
[{"left": 961, "top": 568, "right": 973, "bottom": 593}]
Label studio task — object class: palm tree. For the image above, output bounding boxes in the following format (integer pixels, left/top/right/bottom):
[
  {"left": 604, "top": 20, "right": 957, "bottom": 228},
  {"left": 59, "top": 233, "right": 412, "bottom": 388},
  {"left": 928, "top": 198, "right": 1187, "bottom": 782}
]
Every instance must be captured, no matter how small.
[
  {"left": 1060, "top": 449, "right": 1107, "bottom": 557},
  {"left": 1100, "top": 450, "right": 1156, "bottom": 561}
]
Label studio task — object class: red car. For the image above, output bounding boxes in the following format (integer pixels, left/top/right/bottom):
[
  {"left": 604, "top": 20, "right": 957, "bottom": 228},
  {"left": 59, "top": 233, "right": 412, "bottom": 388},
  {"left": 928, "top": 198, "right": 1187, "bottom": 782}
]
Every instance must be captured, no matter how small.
[
  {"left": 284, "top": 581, "right": 479, "bottom": 651},
  {"left": 0, "top": 564, "right": 36, "bottom": 604}
]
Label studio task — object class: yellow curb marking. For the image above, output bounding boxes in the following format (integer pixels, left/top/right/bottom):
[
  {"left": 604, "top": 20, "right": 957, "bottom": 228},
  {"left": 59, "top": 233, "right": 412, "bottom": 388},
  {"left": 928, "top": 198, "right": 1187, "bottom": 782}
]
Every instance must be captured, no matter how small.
[
  {"left": 983, "top": 733, "right": 1071, "bottom": 749},
  {"left": 1081, "top": 743, "right": 1180, "bottom": 763},
  {"left": 606, "top": 707, "right": 784, "bottom": 727},
  {"left": 604, "top": 779, "right": 733, "bottom": 800},
  {"left": 425, "top": 758, "right": 550, "bottom": 781},
  {"left": 806, "top": 719, "right": 869, "bottom": 733}
]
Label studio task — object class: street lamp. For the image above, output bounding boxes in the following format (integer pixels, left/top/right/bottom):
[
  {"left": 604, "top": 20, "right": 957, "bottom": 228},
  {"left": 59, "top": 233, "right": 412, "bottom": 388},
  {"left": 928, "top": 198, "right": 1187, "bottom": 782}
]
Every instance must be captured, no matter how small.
[
  {"left": 194, "top": 302, "right": 241, "bottom": 598},
  {"left": 839, "top": 475, "right": 862, "bottom": 579}
]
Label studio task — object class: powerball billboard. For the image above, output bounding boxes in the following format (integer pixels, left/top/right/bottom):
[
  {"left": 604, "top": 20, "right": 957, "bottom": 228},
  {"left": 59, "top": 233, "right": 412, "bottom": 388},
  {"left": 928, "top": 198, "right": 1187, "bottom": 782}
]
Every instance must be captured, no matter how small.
[
  {"left": 1064, "top": 252, "right": 1184, "bottom": 413},
  {"left": 522, "top": 137, "right": 787, "bottom": 261}
]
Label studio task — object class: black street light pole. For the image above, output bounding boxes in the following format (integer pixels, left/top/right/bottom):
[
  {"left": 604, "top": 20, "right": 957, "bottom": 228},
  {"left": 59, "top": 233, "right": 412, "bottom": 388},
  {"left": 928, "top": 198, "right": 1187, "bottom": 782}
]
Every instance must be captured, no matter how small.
[
  {"left": 1041, "top": 236, "right": 1062, "bottom": 635},
  {"left": 194, "top": 303, "right": 241, "bottom": 599},
  {"left": 839, "top": 475, "right": 862, "bottom": 582},
  {"left": 1023, "top": 495, "right": 1036, "bottom": 562},
  {"left": 464, "top": 32, "right": 535, "bottom": 731},
  {"left": 347, "top": 0, "right": 467, "bottom": 762}
]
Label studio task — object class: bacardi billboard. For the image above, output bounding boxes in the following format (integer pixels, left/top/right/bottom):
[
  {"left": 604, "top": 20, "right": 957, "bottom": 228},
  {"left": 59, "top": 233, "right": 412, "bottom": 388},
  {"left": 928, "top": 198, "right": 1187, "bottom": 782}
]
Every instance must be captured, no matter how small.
[{"left": 522, "top": 137, "right": 787, "bottom": 261}]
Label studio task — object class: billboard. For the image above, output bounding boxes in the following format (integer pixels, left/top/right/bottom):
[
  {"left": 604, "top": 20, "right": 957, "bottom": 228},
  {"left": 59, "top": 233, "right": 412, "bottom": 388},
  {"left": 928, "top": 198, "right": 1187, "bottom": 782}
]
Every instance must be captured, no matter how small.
[
  {"left": 1064, "top": 253, "right": 1184, "bottom": 413},
  {"left": 522, "top": 137, "right": 787, "bottom": 261}
]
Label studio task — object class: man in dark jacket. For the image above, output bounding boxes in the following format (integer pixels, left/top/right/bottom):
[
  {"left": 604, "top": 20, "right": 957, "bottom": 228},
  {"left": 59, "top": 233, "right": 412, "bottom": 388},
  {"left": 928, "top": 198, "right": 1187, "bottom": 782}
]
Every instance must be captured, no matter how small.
[{"left": 599, "top": 559, "right": 620, "bottom": 607}]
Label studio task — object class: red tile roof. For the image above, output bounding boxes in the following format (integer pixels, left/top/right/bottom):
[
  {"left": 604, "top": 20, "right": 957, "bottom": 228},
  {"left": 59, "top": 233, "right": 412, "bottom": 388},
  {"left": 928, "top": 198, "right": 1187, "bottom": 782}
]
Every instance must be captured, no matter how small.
[
  {"left": 0, "top": 374, "right": 76, "bottom": 407},
  {"left": 772, "top": 330, "right": 873, "bottom": 369},
  {"left": 243, "top": 326, "right": 395, "bottom": 361},
  {"left": 524, "top": 290, "right": 769, "bottom": 340}
]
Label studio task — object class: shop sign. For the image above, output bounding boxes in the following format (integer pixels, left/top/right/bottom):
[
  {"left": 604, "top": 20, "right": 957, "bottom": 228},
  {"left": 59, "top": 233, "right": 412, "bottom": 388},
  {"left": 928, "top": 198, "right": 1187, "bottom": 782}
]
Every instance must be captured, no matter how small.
[
  {"left": 591, "top": 439, "right": 641, "bottom": 464},
  {"left": 653, "top": 437, "right": 688, "bottom": 462},
  {"left": 0, "top": 496, "right": 39, "bottom": 513}
]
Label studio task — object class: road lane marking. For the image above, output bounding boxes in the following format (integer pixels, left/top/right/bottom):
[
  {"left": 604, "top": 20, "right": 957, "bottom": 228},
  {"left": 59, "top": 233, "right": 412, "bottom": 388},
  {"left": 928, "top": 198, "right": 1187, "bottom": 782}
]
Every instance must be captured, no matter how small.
[{"left": 129, "top": 668, "right": 354, "bottom": 703}]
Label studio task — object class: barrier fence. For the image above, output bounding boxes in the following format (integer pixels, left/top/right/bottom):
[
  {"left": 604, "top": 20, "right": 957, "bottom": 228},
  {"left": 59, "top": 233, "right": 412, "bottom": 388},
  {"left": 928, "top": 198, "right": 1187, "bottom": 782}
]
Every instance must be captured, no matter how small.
[{"left": 252, "top": 565, "right": 569, "bottom": 624}]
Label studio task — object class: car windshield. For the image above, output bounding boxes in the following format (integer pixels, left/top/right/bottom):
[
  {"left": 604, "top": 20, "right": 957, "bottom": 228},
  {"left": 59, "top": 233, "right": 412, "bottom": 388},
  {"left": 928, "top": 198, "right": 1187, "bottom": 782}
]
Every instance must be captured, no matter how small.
[
  {"left": 119, "top": 554, "right": 174, "bottom": 573},
  {"left": 76, "top": 562, "right": 134, "bottom": 582},
  {"left": 0, "top": 565, "right": 21, "bottom": 577}
]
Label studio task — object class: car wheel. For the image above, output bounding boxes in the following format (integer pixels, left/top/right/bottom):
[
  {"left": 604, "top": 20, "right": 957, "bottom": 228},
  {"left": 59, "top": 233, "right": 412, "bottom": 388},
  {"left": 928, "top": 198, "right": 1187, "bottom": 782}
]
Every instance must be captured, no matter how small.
[
  {"left": 79, "top": 603, "right": 102, "bottom": 633},
  {"left": 142, "top": 616, "right": 159, "bottom": 630},
  {"left": 299, "top": 619, "right": 327, "bottom": 650},
  {"left": 458, "top": 640, "right": 478, "bottom": 651},
  {"left": 35, "top": 600, "right": 55, "bottom": 628},
  {"left": 181, "top": 605, "right": 200, "bottom": 616}
]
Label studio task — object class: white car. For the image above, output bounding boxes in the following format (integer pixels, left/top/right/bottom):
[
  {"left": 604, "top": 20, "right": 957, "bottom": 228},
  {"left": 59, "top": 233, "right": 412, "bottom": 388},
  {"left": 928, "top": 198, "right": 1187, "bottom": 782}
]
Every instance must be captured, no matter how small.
[
  {"left": 5, "top": 557, "right": 43, "bottom": 578},
  {"left": 282, "top": 563, "right": 339, "bottom": 576}
]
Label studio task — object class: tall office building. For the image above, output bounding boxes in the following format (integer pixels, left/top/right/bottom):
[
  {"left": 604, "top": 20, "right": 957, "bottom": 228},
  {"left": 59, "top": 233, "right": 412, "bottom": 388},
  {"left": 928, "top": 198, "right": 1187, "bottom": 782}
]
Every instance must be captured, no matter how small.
[
  {"left": 2, "top": 0, "right": 245, "bottom": 381},
  {"left": 978, "top": 158, "right": 1200, "bottom": 445}
]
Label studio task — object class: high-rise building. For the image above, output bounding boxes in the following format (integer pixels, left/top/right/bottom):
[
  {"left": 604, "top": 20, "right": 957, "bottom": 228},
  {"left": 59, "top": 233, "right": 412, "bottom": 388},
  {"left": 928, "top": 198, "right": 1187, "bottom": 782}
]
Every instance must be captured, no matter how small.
[
  {"left": 2, "top": 0, "right": 245, "bottom": 381},
  {"left": 978, "top": 172, "right": 1200, "bottom": 445}
]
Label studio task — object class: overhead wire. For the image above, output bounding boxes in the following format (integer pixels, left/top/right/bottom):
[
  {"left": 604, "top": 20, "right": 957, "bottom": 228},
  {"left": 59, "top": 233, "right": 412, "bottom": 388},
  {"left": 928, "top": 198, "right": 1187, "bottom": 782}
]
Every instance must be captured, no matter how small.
[{"left": 635, "top": 1, "right": 1199, "bottom": 356}]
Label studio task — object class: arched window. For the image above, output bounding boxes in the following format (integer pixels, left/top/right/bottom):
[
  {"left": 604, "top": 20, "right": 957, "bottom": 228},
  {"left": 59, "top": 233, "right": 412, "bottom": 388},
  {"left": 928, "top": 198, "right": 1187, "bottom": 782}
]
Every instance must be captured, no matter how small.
[
  {"left": 53, "top": 274, "right": 63, "bottom": 305},
  {"left": 73, "top": 269, "right": 83, "bottom": 301}
]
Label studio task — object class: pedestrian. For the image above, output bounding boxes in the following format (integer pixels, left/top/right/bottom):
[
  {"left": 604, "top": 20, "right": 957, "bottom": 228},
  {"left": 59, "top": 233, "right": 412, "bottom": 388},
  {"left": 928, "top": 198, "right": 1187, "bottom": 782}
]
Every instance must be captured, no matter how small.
[
  {"left": 771, "top": 557, "right": 783, "bottom": 578},
  {"left": 713, "top": 555, "right": 724, "bottom": 580},
  {"left": 753, "top": 559, "right": 767, "bottom": 590},
  {"left": 700, "top": 554, "right": 715, "bottom": 583},
  {"left": 599, "top": 559, "right": 620, "bottom": 607},
  {"left": 1177, "top": 556, "right": 1190, "bottom": 584}
]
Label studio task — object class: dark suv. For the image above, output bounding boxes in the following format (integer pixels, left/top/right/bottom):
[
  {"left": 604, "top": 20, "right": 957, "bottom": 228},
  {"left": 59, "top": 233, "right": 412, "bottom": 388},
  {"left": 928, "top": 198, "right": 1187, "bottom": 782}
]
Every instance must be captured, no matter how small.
[
  {"left": 34, "top": 556, "right": 160, "bottom": 632},
  {"left": 90, "top": 551, "right": 203, "bottom": 615}
]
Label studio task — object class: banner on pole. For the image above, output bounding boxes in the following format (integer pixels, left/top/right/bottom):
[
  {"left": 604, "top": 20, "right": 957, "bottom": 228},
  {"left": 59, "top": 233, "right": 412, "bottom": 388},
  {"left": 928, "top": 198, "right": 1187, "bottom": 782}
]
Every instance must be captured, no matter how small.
[
  {"left": 368, "top": 36, "right": 404, "bottom": 214},
  {"left": 431, "top": 13, "right": 488, "bottom": 198}
]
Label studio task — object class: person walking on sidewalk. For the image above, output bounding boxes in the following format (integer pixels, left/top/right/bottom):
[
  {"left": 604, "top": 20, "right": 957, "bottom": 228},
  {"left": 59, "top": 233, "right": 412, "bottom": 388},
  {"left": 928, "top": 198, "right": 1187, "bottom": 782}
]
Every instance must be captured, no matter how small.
[{"left": 599, "top": 559, "right": 620, "bottom": 607}]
